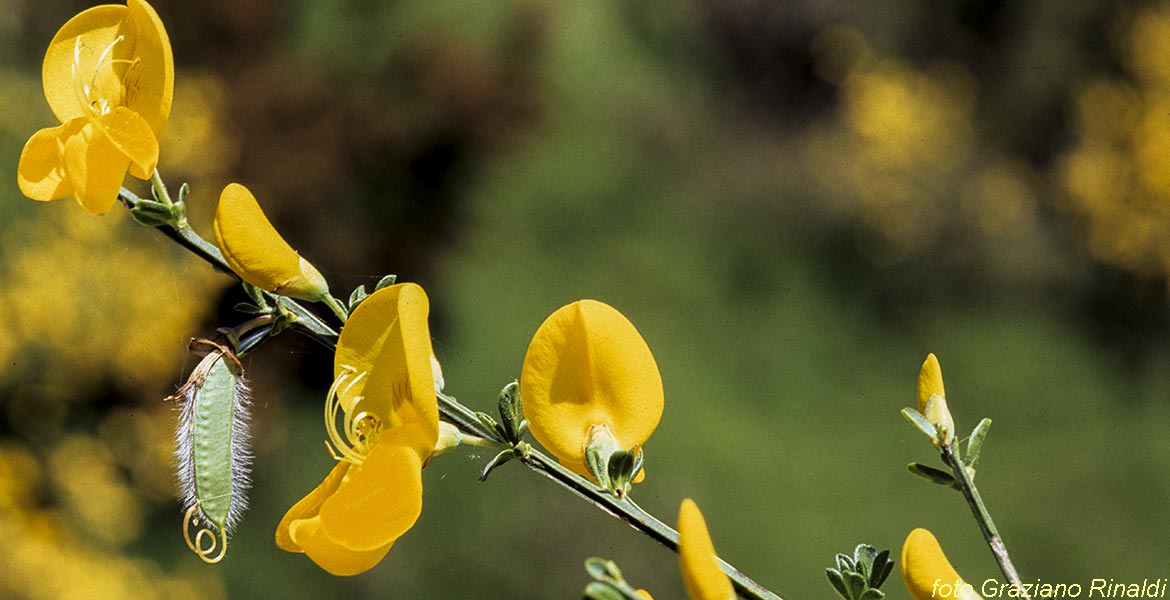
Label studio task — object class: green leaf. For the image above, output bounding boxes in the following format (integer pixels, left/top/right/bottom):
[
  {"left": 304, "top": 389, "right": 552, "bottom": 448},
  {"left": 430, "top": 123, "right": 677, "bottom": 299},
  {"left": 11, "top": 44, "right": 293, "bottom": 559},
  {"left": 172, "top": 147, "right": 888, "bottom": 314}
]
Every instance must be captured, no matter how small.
[
  {"left": 129, "top": 198, "right": 176, "bottom": 227},
  {"left": 827, "top": 568, "right": 850, "bottom": 599},
  {"left": 582, "top": 582, "right": 627, "bottom": 600},
  {"left": 585, "top": 557, "right": 614, "bottom": 581},
  {"left": 497, "top": 380, "right": 525, "bottom": 444},
  {"left": 348, "top": 285, "right": 369, "bottom": 310},
  {"left": 901, "top": 407, "right": 939, "bottom": 442},
  {"left": 870, "top": 549, "right": 892, "bottom": 588},
  {"left": 859, "top": 588, "right": 885, "bottom": 600},
  {"left": 478, "top": 449, "right": 514, "bottom": 482},
  {"left": 242, "top": 282, "right": 270, "bottom": 310},
  {"left": 836, "top": 553, "right": 855, "bottom": 573},
  {"left": 847, "top": 571, "right": 867, "bottom": 600},
  {"left": 178, "top": 181, "right": 191, "bottom": 203},
  {"left": 233, "top": 302, "right": 264, "bottom": 315},
  {"left": 374, "top": 274, "right": 398, "bottom": 291},
  {"left": 907, "top": 462, "right": 957, "bottom": 487},
  {"left": 965, "top": 418, "right": 992, "bottom": 469}
]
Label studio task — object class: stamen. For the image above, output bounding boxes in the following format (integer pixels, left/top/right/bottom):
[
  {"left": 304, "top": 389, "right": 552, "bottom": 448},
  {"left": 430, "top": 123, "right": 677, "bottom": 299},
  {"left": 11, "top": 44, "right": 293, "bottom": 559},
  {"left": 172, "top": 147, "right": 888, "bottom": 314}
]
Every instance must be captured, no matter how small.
[
  {"left": 324, "top": 367, "right": 374, "bottom": 464},
  {"left": 71, "top": 34, "right": 130, "bottom": 117}
]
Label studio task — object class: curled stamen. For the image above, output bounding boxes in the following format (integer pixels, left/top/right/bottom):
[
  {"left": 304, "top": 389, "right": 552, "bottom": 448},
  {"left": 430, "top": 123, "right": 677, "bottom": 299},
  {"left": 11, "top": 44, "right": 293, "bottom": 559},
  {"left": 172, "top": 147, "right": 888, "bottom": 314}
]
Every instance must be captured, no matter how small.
[
  {"left": 324, "top": 367, "right": 372, "bottom": 464},
  {"left": 71, "top": 34, "right": 134, "bottom": 117},
  {"left": 183, "top": 503, "right": 227, "bottom": 564}
]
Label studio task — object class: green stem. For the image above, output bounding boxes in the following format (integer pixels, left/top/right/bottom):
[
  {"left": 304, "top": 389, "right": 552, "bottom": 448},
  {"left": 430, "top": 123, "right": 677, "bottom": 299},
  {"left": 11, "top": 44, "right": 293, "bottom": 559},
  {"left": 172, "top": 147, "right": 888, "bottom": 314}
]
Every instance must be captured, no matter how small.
[
  {"left": 323, "top": 294, "right": 349, "bottom": 324},
  {"left": 941, "top": 444, "right": 1028, "bottom": 599},
  {"left": 119, "top": 182, "right": 782, "bottom": 600},
  {"left": 118, "top": 186, "right": 340, "bottom": 344}
]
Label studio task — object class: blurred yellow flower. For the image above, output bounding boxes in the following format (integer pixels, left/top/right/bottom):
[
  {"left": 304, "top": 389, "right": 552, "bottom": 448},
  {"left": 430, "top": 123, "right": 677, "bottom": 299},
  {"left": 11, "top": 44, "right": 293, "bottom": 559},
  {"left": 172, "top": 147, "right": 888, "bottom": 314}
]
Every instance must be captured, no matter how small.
[
  {"left": 902, "top": 528, "right": 982, "bottom": 600},
  {"left": 678, "top": 499, "right": 735, "bottom": 600},
  {"left": 17, "top": 0, "right": 174, "bottom": 215},
  {"left": 213, "top": 182, "right": 330, "bottom": 302},
  {"left": 276, "top": 283, "right": 439, "bottom": 575},
  {"left": 520, "top": 299, "right": 664, "bottom": 482}
]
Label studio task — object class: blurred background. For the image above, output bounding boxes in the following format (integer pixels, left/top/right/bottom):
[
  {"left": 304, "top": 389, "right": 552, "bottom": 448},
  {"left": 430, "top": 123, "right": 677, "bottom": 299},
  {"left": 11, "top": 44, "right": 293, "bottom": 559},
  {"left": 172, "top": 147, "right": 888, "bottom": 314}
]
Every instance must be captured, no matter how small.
[{"left": 2, "top": 0, "right": 1169, "bottom": 598}]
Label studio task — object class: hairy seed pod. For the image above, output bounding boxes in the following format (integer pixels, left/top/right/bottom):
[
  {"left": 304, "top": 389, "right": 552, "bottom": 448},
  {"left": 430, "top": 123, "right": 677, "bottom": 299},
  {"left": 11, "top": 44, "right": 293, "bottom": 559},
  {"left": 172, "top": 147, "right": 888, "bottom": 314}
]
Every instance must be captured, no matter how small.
[{"left": 171, "top": 339, "right": 253, "bottom": 563}]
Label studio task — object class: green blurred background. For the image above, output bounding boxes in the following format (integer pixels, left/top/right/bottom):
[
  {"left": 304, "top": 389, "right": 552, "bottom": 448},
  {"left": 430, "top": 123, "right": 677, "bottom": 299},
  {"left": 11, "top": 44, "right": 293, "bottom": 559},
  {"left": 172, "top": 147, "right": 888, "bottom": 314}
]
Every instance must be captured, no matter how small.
[{"left": 3, "top": 0, "right": 1170, "bottom": 598}]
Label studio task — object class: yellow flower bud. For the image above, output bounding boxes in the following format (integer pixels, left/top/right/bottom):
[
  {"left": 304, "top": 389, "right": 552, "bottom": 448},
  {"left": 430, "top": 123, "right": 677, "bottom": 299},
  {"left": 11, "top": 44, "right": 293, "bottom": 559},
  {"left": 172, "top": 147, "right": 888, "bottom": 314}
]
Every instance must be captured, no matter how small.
[
  {"left": 213, "top": 183, "right": 330, "bottom": 302},
  {"left": 520, "top": 299, "right": 664, "bottom": 481},
  {"left": 917, "top": 353, "right": 955, "bottom": 446},
  {"left": 902, "top": 528, "right": 983, "bottom": 600},
  {"left": 678, "top": 499, "right": 735, "bottom": 600}
]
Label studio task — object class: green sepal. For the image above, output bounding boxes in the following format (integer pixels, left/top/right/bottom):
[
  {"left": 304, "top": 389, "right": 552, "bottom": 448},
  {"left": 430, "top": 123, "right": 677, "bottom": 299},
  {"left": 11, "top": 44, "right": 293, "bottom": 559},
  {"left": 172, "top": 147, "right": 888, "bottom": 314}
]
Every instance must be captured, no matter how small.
[
  {"left": 965, "top": 418, "right": 992, "bottom": 470},
  {"left": 374, "top": 274, "right": 398, "bottom": 291},
  {"left": 496, "top": 381, "right": 526, "bottom": 444},
  {"left": 907, "top": 462, "right": 957, "bottom": 487},
  {"left": 901, "top": 407, "right": 939, "bottom": 443},
  {"left": 129, "top": 198, "right": 177, "bottom": 227},
  {"left": 348, "top": 285, "right": 369, "bottom": 311},
  {"left": 827, "top": 568, "right": 850, "bottom": 599},
  {"left": 586, "top": 439, "right": 612, "bottom": 491},
  {"left": 478, "top": 449, "right": 513, "bottom": 482}
]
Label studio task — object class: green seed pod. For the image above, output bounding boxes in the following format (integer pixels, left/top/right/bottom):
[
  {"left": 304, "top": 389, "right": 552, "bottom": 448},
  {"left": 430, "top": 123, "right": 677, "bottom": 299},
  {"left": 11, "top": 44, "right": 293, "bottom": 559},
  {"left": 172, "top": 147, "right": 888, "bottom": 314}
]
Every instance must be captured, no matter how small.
[{"left": 172, "top": 339, "right": 252, "bottom": 563}]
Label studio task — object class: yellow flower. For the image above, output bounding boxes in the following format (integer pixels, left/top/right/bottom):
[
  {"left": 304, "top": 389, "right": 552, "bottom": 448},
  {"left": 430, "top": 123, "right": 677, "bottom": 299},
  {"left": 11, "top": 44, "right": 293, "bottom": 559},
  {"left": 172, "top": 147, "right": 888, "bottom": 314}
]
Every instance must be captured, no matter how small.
[
  {"left": 17, "top": 0, "right": 174, "bottom": 215},
  {"left": 902, "top": 528, "right": 983, "bottom": 600},
  {"left": 276, "top": 283, "right": 439, "bottom": 575},
  {"left": 520, "top": 299, "right": 664, "bottom": 481},
  {"left": 213, "top": 183, "right": 330, "bottom": 302},
  {"left": 917, "top": 353, "right": 955, "bottom": 446},
  {"left": 678, "top": 499, "right": 735, "bottom": 600}
]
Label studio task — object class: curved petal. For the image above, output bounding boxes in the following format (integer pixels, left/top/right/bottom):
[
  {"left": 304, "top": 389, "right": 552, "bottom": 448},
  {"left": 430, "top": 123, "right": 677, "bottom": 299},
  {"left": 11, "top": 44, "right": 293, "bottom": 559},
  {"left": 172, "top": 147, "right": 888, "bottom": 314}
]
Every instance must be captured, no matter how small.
[
  {"left": 678, "top": 499, "right": 734, "bottom": 600},
  {"left": 96, "top": 106, "right": 158, "bottom": 177},
  {"left": 42, "top": 5, "right": 127, "bottom": 125},
  {"left": 123, "top": 0, "right": 174, "bottom": 135},
  {"left": 213, "top": 183, "right": 329, "bottom": 301},
  {"left": 319, "top": 442, "right": 424, "bottom": 552},
  {"left": 62, "top": 121, "right": 131, "bottom": 215},
  {"left": 520, "top": 300, "right": 664, "bottom": 466},
  {"left": 917, "top": 353, "right": 945, "bottom": 412},
  {"left": 901, "top": 529, "right": 982, "bottom": 600},
  {"left": 334, "top": 283, "right": 440, "bottom": 451},
  {"left": 288, "top": 516, "right": 393, "bottom": 576},
  {"left": 17, "top": 121, "right": 85, "bottom": 201},
  {"left": 276, "top": 459, "right": 350, "bottom": 553}
]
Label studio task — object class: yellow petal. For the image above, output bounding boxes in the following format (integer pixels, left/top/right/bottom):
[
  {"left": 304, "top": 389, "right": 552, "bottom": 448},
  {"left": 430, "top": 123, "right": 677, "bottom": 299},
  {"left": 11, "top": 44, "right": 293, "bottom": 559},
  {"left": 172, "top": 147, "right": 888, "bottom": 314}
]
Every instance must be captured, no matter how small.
[
  {"left": 334, "top": 283, "right": 440, "bottom": 453},
  {"left": 276, "top": 459, "right": 350, "bottom": 553},
  {"left": 17, "top": 121, "right": 84, "bottom": 201},
  {"left": 635, "top": 591, "right": 654, "bottom": 599},
  {"left": 123, "top": 0, "right": 174, "bottom": 135},
  {"left": 520, "top": 300, "right": 664, "bottom": 467},
  {"left": 213, "top": 182, "right": 330, "bottom": 301},
  {"left": 96, "top": 105, "right": 158, "bottom": 176},
  {"left": 901, "top": 529, "right": 982, "bottom": 600},
  {"left": 319, "top": 442, "right": 424, "bottom": 552},
  {"left": 42, "top": 5, "right": 127, "bottom": 125},
  {"left": 678, "top": 499, "right": 735, "bottom": 600},
  {"left": 288, "top": 516, "right": 393, "bottom": 576},
  {"left": 62, "top": 120, "right": 130, "bottom": 215},
  {"left": 917, "top": 353, "right": 945, "bottom": 412}
]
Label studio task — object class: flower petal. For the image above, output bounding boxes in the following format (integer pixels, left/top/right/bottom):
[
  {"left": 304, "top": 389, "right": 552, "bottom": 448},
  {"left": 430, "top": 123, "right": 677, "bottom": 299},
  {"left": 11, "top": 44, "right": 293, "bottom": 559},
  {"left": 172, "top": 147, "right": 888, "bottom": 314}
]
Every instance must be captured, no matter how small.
[
  {"left": 917, "top": 353, "right": 945, "bottom": 412},
  {"left": 288, "top": 516, "right": 392, "bottom": 576},
  {"left": 520, "top": 300, "right": 664, "bottom": 466},
  {"left": 123, "top": 0, "right": 174, "bottom": 135},
  {"left": 42, "top": 5, "right": 127, "bottom": 125},
  {"left": 678, "top": 499, "right": 734, "bottom": 600},
  {"left": 62, "top": 121, "right": 131, "bottom": 215},
  {"left": 334, "top": 283, "right": 440, "bottom": 453},
  {"left": 276, "top": 459, "right": 350, "bottom": 553},
  {"left": 901, "top": 529, "right": 982, "bottom": 600},
  {"left": 96, "top": 105, "right": 158, "bottom": 178},
  {"left": 17, "top": 121, "right": 85, "bottom": 201},
  {"left": 213, "top": 182, "right": 330, "bottom": 301},
  {"left": 319, "top": 442, "right": 424, "bottom": 552}
]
